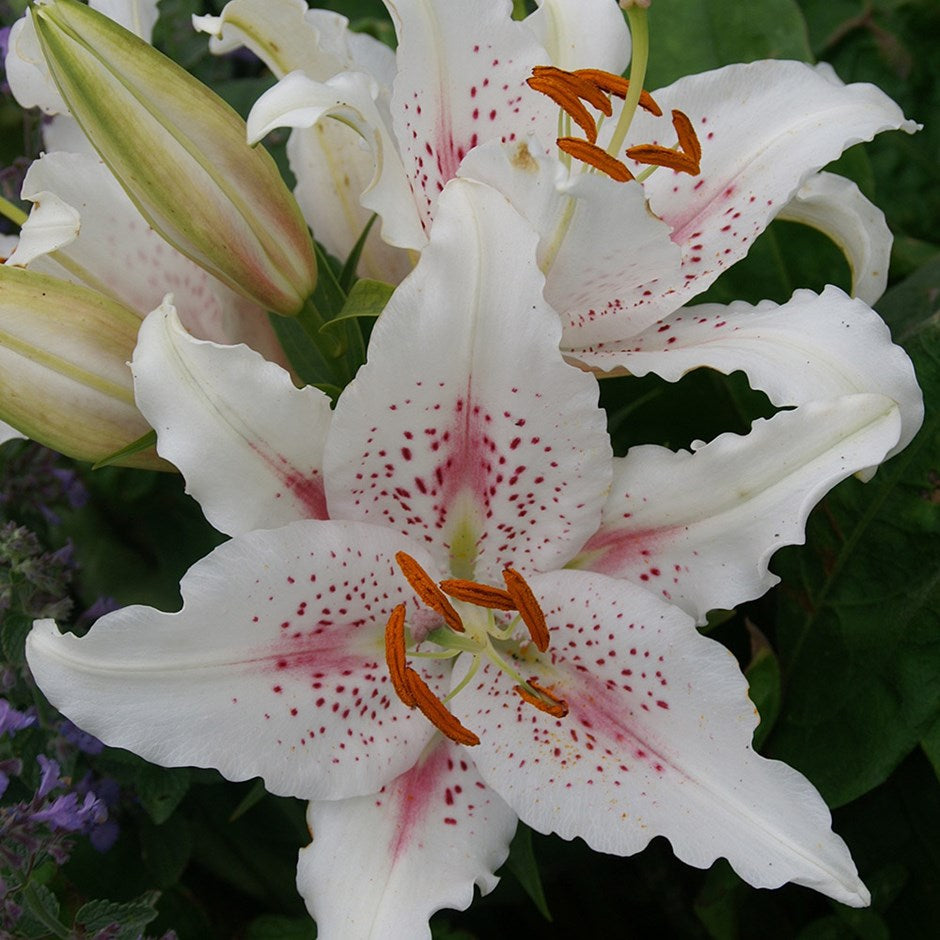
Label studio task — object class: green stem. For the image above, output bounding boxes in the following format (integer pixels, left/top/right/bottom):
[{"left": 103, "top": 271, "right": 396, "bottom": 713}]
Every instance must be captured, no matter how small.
[
  {"left": 0, "top": 194, "right": 28, "bottom": 228},
  {"left": 607, "top": 5, "right": 650, "bottom": 159}
]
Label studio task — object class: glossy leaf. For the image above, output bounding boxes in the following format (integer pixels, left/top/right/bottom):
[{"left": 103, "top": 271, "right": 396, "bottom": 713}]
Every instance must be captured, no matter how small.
[{"left": 768, "top": 258, "right": 940, "bottom": 806}]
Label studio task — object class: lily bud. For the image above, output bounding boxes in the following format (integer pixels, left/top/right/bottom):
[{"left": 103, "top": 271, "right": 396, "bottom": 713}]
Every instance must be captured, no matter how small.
[
  {"left": 0, "top": 266, "right": 162, "bottom": 469},
  {"left": 30, "top": 0, "right": 317, "bottom": 316}
]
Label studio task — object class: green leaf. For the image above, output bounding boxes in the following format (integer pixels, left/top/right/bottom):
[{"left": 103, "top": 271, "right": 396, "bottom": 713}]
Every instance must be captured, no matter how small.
[
  {"left": 135, "top": 762, "right": 193, "bottom": 824},
  {"left": 504, "top": 824, "right": 552, "bottom": 922},
  {"left": 75, "top": 890, "right": 161, "bottom": 938},
  {"left": 91, "top": 429, "right": 159, "bottom": 470},
  {"left": 694, "top": 860, "right": 745, "bottom": 940},
  {"left": 245, "top": 915, "right": 317, "bottom": 940},
  {"left": 920, "top": 710, "right": 940, "bottom": 781},
  {"left": 744, "top": 623, "right": 782, "bottom": 750},
  {"left": 321, "top": 278, "right": 395, "bottom": 332},
  {"left": 0, "top": 609, "right": 32, "bottom": 667},
  {"left": 140, "top": 813, "right": 193, "bottom": 888},
  {"left": 19, "top": 882, "right": 67, "bottom": 939},
  {"left": 339, "top": 214, "right": 379, "bottom": 291},
  {"left": 767, "top": 259, "right": 940, "bottom": 806},
  {"left": 646, "top": 0, "right": 812, "bottom": 89},
  {"left": 271, "top": 245, "right": 367, "bottom": 393},
  {"left": 229, "top": 777, "right": 269, "bottom": 821}
]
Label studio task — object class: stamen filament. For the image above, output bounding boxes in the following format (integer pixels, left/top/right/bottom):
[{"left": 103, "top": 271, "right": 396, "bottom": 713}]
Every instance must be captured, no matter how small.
[
  {"left": 404, "top": 667, "right": 480, "bottom": 746},
  {"left": 514, "top": 679, "right": 569, "bottom": 718},
  {"left": 0, "top": 195, "right": 27, "bottom": 228},
  {"left": 395, "top": 551, "right": 465, "bottom": 632},
  {"left": 606, "top": 4, "right": 650, "bottom": 159},
  {"left": 384, "top": 603, "right": 416, "bottom": 707},
  {"left": 443, "top": 653, "right": 483, "bottom": 704},
  {"left": 502, "top": 568, "right": 550, "bottom": 652},
  {"left": 556, "top": 138, "right": 634, "bottom": 182},
  {"left": 409, "top": 648, "right": 463, "bottom": 660},
  {"left": 439, "top": 579, "right": 515, "bottom": 610}
]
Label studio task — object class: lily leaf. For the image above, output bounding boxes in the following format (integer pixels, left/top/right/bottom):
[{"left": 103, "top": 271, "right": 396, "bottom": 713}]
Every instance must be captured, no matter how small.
[
  {"left": 767, "top": 258, "right": 940, "bottom": 806},
  {"left": 647, "top": 0, "right": 812, "bottom": 88},
  {"left": 320, "top": 278, "right": 395, "bottom": 332}
]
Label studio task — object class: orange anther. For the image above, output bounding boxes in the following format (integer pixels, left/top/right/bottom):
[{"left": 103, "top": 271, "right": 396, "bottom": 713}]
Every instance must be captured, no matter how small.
[
  {"left": 671, "top": 108, "right": 701, "bottom": 164},
  {"left": 527, "top": 68, "right": 602, "bottom": 144},
  {"left": 405, "top": 667, "right": 480, "bottom": 746},
  {"left": 572, "top": 69, "right": 663, "bottom": 117},
  {"left": 531, "top": 65, "right": 614, "bottom": 116},
  {"left": 395, "top": 551, "right": 464, "bottom": 632},
  {"left": 625, "top": 109, "right": 701, "bottom": 176},
  {"left": 439, "top": 579, "right": 516, "bottom": 610},
  {"left": 502, "top": 568, "right": 550, "bottom": 652},
  {"left": 514, "top": 678, "right": 569, "bottom": 719},
  {"left": 556, "top": 137, "right": 635, "bottom": 182},
  {"left": 384, "top": 603, "right": 416, "bottom": 707}
]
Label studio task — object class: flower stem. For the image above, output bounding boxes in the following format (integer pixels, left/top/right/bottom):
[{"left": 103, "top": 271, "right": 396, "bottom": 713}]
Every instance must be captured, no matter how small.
[
  {"left": 607, "top": 6, "right": 650, "bottom": 159},
  {"left": 0, "top": 195, "right": 28, "bottom": 228}
]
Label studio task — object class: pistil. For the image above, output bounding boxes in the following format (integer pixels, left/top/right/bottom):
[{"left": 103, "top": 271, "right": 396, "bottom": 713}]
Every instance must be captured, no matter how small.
[{"left": 384, "top": 554, "right": 570, "bottom": 746}]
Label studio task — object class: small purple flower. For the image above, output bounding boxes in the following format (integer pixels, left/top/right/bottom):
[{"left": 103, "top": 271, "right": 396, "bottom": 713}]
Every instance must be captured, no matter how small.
[
  {"left": 58, "top": 719, "right": 105, "bottom": 756},
  {"left": 0, "top": 758, "right": 23, "bottom": 799},
  {"left": 36, "top": 755, "right": 61, "bottom": 799},
  {"left": 0, "top": 699, "right": 35, "bottom": 738},
  {"left": 31, "top": 791, "right": 107, "bottom": 832}
]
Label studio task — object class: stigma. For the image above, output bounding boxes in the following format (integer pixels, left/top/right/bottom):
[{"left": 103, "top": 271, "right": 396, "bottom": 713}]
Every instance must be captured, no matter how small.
[
  {"left": 527, "top": 65, "right": 702, "bottom": 182},
  {"left": 384, "top": 552, "right": 568, "bottom": 746}
]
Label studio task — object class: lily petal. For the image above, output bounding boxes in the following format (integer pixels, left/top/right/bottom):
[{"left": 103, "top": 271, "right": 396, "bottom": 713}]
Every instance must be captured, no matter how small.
[
  {"left": 453, "top": 570, "right": 869, "bottom": 907},
  {"left": 0, "top": 420, "right": 27, "bottom": 446},
  {"left": 297, "top": 738, "right": 516, "bottom": 940},
  {"left": 525, "top": 0, "right": 631, "bottom": 74},
  {"left": 576, "top": 286, "right": 924, "bottom": 463},
  {"left": 325, "top": 179, "right": 611, "bottom": 582},
  {"left": 26, "top": 521, "right": 446, "bottom": 801},
  {"left": 5, "top": 15, "right": 67, "bottom": 115},
  {"left": 777, "top": 171, "right": 892, "bottom": 306},
  {"left": 90, "top": 0, "right": 159, "bottom": 42},
  {"left": 6, "top": 2, "right": 162, "bottom": 116},
  {"left": 459, "top": 139, "right": 681, "bottom": 344},
  {"left": 572, "top": 395, "right": 902, "bottom": 621},
  {"left": 0, "top": 266, "right": 156, "bottom": 467},
  {"left": 195, "top": 0, "right": 391, "bottom": 83},
  {"left": 385, "top": 0, "right": 555, "bottom": 232},
  {"left": 248, "top": 70, "right": 426, "bottom": 252},
  {"left": 614, "top": 60, "right": 918, "bottom": 312},
  {"left": 132, "top": 300, "right": 332, "bottom": 537},
  {"left": 200, "top": 0, "right": 407, "bottom": 281},
  {"left": 5, "top": 189, "right": 81, "bottom": 266},
  {"left": 12, "top": 150, "right": 287, "bottom": 356}
]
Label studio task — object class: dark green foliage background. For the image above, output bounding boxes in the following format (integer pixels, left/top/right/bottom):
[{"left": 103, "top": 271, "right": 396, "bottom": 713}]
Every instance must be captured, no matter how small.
[{"left": 1, "top": 0, "right": 937, "bottom": 937}]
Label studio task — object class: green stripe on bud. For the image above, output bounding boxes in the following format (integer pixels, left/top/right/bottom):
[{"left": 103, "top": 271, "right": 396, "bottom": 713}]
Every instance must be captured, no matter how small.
[
  {"left": 31, "top": 0, "right": 317, "bottom": 315},
  {"left": 0, "top": 266, "right": 163, "bottom": 469}
]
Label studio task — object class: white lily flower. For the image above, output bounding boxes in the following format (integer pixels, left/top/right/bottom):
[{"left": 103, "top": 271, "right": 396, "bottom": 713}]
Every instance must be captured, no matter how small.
[
  {"left": 12, "top": 0, "right": 318, "bottom": 317},
  {"left": 238, "top": 0, "right": 921, "bottom": 463},
  {"left": 0, "top": 266, "right": 161, "bottom": 468},
  {"left": 26, "top": 179, "right": 904, "bottom": 936},
  {"left": 0, "top": 0, "right": 294, "bottom": 454}
]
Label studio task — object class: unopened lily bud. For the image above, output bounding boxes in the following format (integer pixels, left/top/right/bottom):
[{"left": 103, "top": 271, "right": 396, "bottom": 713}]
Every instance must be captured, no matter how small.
[
  {"left": 30, "top": 0, "right": 317, "bottom": 316},
  {"left": 0, "top": 266, "right": 162, "bottom": 469}
]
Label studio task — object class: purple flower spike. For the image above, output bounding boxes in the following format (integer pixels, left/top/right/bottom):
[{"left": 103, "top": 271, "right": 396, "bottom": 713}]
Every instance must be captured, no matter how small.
[
  {"left": 0, "top": 699, "right": 35, "bottom": 738},
  {"left": 32, "top": 791, "right": 107, "bottom": 832},
  {"left": 36, "top": 754, "right": 62, "bottom": 798}
]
